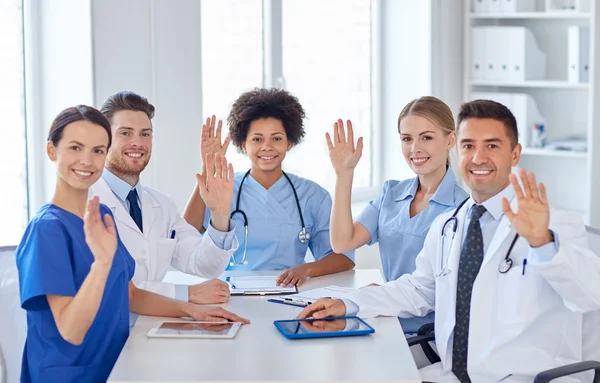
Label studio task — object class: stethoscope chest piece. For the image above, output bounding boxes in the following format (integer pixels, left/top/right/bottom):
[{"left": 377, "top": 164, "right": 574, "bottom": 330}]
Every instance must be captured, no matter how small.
[
  {"left": 298, "top": 228, "right": 310, "bottom": 244},
  {"left": 498, "top": 258, "right": 513, "bottom": 274}
]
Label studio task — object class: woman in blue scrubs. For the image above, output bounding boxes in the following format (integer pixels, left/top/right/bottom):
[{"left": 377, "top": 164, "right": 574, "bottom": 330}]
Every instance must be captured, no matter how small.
[
  {"left": 17, "top": 106, "right": 248, "bottom": 383},
  {"left": 327, "top": 96, "right": 468, "bottom": 333},
  {"left": 184, "top": 88, "right": 354, "bottom": 287}
]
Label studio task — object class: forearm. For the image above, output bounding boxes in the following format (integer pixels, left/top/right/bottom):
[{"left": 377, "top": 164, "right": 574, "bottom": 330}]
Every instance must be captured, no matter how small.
[
  {"left": 306, "top": 253, "right": 355, "bottom": 278},
  {"left": 183, "top": 183, "right": 206, "bottom": 233},
  {"left": 330, "top": 172, "right": 362, "bottom": 253},
  {"left": 130, "top": 284, "right": 193, "bottom": 317},
  {"left": 49, "top": 262, "right": 111, "bottom": 345},
  {"left": 209, "top": 211, "right": 230, "bottom": 233}
]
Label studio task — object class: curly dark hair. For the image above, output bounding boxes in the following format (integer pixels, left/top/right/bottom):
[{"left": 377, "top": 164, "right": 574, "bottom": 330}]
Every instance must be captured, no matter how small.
[{"left": 227, "top": 88, "right": 306, "bottom": 151}]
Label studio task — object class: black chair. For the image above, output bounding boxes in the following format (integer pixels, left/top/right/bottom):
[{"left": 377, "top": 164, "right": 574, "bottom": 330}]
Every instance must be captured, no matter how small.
[
  {"left": 407, "top": 333, "right": 600, "bottom": 383},
  {"left": 415, "top": 322, "right": 440, "bottom": 365}
]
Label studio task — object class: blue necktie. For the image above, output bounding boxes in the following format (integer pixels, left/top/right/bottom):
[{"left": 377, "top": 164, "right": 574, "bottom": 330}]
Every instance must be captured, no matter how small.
[
  {"left": 452, "top": 204, "right": 487, "bottom": 383},
  {"left": 126, "top": 189, "right": 143, "bottom": 232}
]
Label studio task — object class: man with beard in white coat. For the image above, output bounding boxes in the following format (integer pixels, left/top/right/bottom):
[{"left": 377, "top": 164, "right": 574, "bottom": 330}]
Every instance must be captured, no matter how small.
[
  {"left": 298, "top": 100, "right": 600, "bottom": 383},
  {"left": 90, "top": 91, "right": 236, "bottom": 305}
]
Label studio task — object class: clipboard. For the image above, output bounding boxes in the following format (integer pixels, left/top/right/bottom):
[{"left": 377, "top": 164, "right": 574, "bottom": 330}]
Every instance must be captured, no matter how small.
[{"left": 226, "top": 276, "right": 298, "bottom": 296}]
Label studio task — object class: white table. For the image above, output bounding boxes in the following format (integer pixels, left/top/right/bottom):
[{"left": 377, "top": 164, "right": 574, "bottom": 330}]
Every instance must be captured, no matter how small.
[{"left": 109, "top": 270, "right": 422, "bottom": 383}]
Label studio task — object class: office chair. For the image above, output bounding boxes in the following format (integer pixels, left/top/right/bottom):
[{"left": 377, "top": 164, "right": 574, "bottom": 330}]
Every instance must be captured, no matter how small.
[{"left": 407, "top": 333, "right": 600, "bottom": 383}]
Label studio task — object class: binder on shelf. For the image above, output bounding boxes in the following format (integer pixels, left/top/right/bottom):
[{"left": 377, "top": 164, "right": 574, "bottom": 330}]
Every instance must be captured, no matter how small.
[
  {"left": 500, "top": 0, "right": 536, "bottom": 12},
  {"left": 470, "top": 92, "right": 544, "bottom": 149},
  {"left": 470, "top": 28, "right": 486, "bottom": 80},
  {"left": 473, "top": 0, "right": 489, "bottom": 13},
  {"left": 488, "top": 0, "right": 502, "bottom": 12},
  {"left": 568, "top": 26, "right": 590, "bottom": 83},
  {"left": 470, "top": 26, "right": 546, "bottom": 82}
]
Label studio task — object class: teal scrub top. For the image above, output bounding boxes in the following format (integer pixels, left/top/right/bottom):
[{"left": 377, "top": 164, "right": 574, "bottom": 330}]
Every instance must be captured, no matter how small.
[{"left": 17, "top": 204, "right": 135, "bottom": 383}]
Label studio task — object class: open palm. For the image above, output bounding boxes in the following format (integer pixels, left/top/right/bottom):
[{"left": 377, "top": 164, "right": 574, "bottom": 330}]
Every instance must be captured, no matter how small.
[
  {"left": 197, "top": 153, "right": 234, "bottom": 215},
  {"left": 84, "top": 196, "right": 117, "bottom": 266},
  {"left": 201, "top": 115, "right": 230, "bottom": 169},
  {"left": 325, "top": 119, "right": 363, "bottom": 175},
  {"left": 502, "top": 169, "right": 552, "bottom": 247}
]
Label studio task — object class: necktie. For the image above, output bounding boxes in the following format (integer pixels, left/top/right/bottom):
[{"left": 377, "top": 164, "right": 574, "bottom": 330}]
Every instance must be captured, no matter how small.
[
  {"left": 126, "top": 189, "right": 143, "bottom": 232},
  {"left": 452, "top": 204, "right": 487, "bottom": 383}
]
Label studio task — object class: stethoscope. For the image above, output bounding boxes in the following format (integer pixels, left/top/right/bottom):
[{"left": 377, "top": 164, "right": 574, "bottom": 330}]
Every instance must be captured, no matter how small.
[
  {"left": 436, "top": 198, "right": 520, "bottom": 276},
  {"left": 229, "top": 170, "right": 310, "bottom": 266}
]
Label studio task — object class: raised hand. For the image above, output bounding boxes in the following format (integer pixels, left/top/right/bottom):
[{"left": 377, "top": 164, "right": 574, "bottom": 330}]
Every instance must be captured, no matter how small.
[
  {"left": 83, "top": 196, "right": 118, "bottom": 267},
  {"left": 502, "top": 169, "right": 553, "bottom": 248},
  {"left": 196, "top": 153, "right": 234, "bottom": 215},
  {"left": 201, "top": 115, "right": 230, "bottom": 173},
  {"left": 325, "top": 119, "right": 363, "bottom": 176}
]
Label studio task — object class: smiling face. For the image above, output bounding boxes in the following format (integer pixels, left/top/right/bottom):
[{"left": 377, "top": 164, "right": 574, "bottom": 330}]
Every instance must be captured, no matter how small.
[
  {"left": 457, "top": 118, "right": 521, "bottom": 202},
  {"left": 399, "top": 114, "right": 455, "bottom": 175},
  {"left": 47, "top": 120, "right": 109, "bottom": 191},
  {"left": 105, "top": 110, "right": 153, "bottom": 177},
  {"left": 242, "top": 117, "right": 292, "bottom": 173}
]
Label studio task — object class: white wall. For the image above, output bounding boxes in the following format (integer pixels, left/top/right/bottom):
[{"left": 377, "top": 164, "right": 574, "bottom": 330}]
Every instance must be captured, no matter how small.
[
  {"left": 380, "top": 0, "right": 433, "bottom": 184},
  {"left": 92, "top": 0, "right": 203, "bottom": 211},
  {"left": 26, "top": 0, "right": 95, "bottom": 214}
]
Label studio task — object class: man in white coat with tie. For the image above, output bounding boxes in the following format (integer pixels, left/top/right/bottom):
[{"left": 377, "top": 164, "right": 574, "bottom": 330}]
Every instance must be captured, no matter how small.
[
  {"left": 90, "top": 91, "right": 236, "bottom": 304},
  {"left": 299, "top": 100, "right": 600, "bottom": 382}
]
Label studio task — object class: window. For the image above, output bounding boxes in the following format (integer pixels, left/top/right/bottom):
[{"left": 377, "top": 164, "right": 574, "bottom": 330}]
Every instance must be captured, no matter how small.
[
  {"left": 201, "top": 0, "right": 373, "bottom": 193},
  {"left": 0, "top": 0, "right": 28, "bottom": 246},
  {"left": 200, "top": 0, "right": 263, "bottom": 174}
]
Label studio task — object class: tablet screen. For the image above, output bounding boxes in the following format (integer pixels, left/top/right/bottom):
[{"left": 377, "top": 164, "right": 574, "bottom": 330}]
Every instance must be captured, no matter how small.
[
  {"left": 277, "top": 318, "right": 370, "bottom": 334},
  {"left": 156, "top": 321, "right": 237, "bottom": 336}
]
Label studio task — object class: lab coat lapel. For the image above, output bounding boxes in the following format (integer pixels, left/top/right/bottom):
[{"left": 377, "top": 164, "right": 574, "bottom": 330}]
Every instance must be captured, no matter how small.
[
  {"left": 140, "top": 186, "right": 160, "bottom": 238},
  {"left": 437, "top": 202, "right": 469, "bottom": 360},
  {"left": 92, "top": 178, "right": 144, "bottom": 236}
]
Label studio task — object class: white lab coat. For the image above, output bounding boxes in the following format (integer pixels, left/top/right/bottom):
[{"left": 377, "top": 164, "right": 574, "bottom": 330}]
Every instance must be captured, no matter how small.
[
  {"left": 348, "top": 199, "right": 600, "bottom": 383},
  {"left": 90, "top": 178, "right": 238, "bottom": 299}
]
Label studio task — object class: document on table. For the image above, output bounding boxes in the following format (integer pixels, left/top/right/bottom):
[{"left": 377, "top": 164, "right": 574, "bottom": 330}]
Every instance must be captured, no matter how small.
[
  {"left": 284, "top": 285, "right": 356, "bottom": 305},
  {"left": 226, "top": 275, "right": 297, "bottom": 295}
]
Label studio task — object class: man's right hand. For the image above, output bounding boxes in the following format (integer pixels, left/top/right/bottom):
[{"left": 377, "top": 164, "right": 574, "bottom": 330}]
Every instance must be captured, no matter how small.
[
  {"left": 296, "top": 298, "right": 347, "bottom": 320},
  {"left": 188, "top": 279, "right": 231, "bottom": 304},
  {"left": 188, "top": 306, "right": 250, "bottom": 324}
]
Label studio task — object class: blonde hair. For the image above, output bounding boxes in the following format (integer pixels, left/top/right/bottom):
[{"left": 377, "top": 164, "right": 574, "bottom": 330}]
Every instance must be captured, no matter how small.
[{"left": 397, "top": 96, "right": 456, "bottom": 165}]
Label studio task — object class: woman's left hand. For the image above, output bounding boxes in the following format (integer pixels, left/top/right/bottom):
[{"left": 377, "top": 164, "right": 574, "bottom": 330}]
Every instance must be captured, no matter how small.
[{"left": 277, "top": 264, "right": 312, "bottom": 288}]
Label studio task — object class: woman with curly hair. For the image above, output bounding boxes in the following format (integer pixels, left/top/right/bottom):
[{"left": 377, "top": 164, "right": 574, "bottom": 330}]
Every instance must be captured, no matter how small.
[{"left": 184, "top": 88, "right": 354, "bottom": 287}]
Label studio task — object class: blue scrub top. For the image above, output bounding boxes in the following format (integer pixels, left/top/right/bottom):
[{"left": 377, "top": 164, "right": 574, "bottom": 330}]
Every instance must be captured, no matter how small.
[
  {"left": 204, "top": 172, "right": 355, "bottom": 270},
  {"left": 356, "top": 168, "right": 467, "bottom": 333},
  {"left": 16, "top": 203, "right": 135, "bottom": 383}
]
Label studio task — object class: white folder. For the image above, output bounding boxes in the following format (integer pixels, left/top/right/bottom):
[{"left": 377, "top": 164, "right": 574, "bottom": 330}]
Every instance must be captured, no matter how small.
[
  {"left": 568, "top": 26, "right": 590, "bottom": 83},
  {"left": 470, "top": 27, "right": 486, "bottom": 80},
  {"left": 484, "top": 28, "right": 503, "bottom": 80},
  {"left": 501, "top": 0, "right": 536, "bottom": 12},
  {"left": 507, "top": 27, "right": 546, "bottom": 82},
  {"left": 488, "top": 0, "right": 502, "bottom": 12},
  {"left": 473, "top": 0, "right": 489, "bottom": 13}
]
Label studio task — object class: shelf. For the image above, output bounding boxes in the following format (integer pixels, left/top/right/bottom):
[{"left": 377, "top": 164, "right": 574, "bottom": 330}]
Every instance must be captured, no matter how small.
[
  {"left": 469, "top": 12, "right": 591, "bottom": 20},
  {"left": 470, "top": 80, "right": 590, "bottom": 89},
  {"left": 521, "top": 148, "right": 588, "bottom": 158}
]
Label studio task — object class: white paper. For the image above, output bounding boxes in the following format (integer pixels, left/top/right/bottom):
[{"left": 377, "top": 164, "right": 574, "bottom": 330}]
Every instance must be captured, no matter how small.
[
  {"left": 290, "top": 285, "right": 356, "bottom": 303},
  {"left": 227, "top": 276, "right": 296, "bottom": 293}
]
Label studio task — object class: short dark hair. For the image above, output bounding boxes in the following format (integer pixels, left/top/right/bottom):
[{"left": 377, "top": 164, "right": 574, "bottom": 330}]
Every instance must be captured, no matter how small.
[
  {"left": 457, "top": 99, "right": 518, "bottom": 148},
  {"left": 100, "top": 91, "right": 155, "bottom": 123},
  {"left": 227, "top": 88, "right": 306, "bottom": 151},
  {"left": 48, "top": 105, "right": 112, "bottom": 149}
]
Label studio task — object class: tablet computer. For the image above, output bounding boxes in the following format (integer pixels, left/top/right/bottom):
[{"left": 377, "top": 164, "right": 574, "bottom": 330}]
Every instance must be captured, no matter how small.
[
  {"left": 146, "top": 321, "right": 242, "bottom": 339},
  {"left": 273, "top": 316, "right": 375, "bottom": 339}
]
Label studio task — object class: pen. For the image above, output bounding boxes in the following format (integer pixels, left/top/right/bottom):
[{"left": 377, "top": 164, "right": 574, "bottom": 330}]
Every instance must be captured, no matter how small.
[
  {"left": 522, "top": 259, "right": 527, "bottom": 276},
  {"left": 226, "top": 276, "right": 236, "bottom": 289},
  {"left": 170, "top": 230, "right": 176, "bottom": 239}
]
